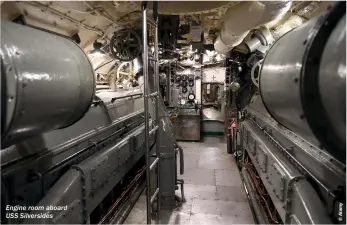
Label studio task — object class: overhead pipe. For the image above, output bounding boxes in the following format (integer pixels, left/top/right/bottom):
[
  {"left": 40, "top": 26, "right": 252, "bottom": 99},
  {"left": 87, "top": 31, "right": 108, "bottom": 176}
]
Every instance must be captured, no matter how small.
[{"left": 214, "top": 1, "right": 292, "bottom": 54}]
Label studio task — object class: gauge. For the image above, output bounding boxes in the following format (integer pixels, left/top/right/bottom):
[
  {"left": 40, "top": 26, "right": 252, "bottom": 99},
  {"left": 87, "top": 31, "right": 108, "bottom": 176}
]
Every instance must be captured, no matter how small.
[
  {"left": 182, "top": 87, "right": 188, "bottom": 93},
  {"left": 188, "top": 93, "right": 195, "bottom": 101},
  {"left": 181, "top": 81, "right": 188, "bottom": 87},
  {"left": 182, "top": 75, "right": 188, "bottom": 81},
  {"left": 175, "top": 75, "right": 181, "bottom": 82},
  {"left": 189, "top": 80, "right": 194, "bottom": 87},
  {"left": 188, "top": 75, "right": 195, "bottom": 81}
]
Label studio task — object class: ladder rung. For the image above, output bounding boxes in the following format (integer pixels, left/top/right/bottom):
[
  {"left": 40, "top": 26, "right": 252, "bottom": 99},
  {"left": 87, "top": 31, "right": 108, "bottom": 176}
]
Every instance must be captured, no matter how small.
[
  {"left": 149, "top": 92, "right": 159, "bottom": 98},
  {"left": 150, "top": 188, "right": 159, "bottom": 204},
  {"left": 150, "top": 157, "right": 159, "bottom": 171},
  {"left": 147, "top": 17, "right": 157, "bottom": 26},
  {"left": 149, "top": 125, "right": 159, "bottom": 135},
  {"left": 148, "top": 56, "right": 158, "bottom": 62}
]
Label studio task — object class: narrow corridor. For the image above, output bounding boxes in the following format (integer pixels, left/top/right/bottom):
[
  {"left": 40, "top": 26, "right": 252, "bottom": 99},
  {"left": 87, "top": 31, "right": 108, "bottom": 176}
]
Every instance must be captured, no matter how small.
[{"left": 125, "top": 137, "right": 254, "bottom": 224}]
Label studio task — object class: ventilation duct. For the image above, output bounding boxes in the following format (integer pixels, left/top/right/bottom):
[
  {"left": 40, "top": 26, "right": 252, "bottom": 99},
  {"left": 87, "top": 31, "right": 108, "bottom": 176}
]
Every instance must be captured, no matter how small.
[{"left": 214, "top": 1, "right": 292, "bottom": 54}]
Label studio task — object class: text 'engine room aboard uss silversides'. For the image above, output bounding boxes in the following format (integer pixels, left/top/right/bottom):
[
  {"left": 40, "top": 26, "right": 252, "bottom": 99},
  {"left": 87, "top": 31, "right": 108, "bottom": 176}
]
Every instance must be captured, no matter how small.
[{"left": 0, "top": 1, "right": 346, "bottom": 224}]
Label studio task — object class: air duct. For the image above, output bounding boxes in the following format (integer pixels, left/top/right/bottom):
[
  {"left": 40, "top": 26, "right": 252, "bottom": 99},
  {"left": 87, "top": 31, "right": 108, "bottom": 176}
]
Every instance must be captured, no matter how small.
[{"left": 214, "top": 1, "right": 292, "bottom": 54}]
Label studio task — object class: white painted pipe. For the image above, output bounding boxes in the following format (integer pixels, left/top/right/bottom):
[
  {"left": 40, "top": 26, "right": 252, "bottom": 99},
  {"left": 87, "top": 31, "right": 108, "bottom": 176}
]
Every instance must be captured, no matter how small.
[{"left": 214, "top": 1, "right": 292, "bottom": 54}]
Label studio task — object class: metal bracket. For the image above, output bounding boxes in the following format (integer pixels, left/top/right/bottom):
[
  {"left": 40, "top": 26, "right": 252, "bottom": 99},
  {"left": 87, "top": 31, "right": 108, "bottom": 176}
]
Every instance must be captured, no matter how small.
[
  {"left": 129, "top": 135, "right": 137, "bottom": 153},
  {"left": 159, "top": 153, "right": 175, "bottom": 159}
]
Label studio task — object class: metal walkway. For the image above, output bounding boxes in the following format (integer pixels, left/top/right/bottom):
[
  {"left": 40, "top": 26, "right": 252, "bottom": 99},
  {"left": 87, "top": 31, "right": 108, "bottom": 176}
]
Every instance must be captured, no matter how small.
[{"left": 125, "top": 137, "right": 255, "bottom": 224}]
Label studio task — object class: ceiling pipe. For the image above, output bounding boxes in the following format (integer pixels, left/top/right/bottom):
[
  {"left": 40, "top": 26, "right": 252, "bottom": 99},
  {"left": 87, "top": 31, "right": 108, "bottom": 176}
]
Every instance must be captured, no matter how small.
[{"left": 214, "top": 1, "right": 292, "bottom": 54}]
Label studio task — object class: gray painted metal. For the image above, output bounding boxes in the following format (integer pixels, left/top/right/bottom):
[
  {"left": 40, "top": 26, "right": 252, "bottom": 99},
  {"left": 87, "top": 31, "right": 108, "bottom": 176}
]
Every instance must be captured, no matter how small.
[
  {"left": 318, "top": 14, "right": 346, "bottom": 151},
  {"left": 245, "top": 98, "right": 345, "bottom": 223},
  {"left": 259, "top": 10, "right": 346, "bottom": 162},
  {"left": 259, "top": 16, "right": 319, "bottom": 146},
  {"left": 240, "top": 95, "right": 345, "bottom": 224},
  {"left": 1, "top": 89, "right": 146, "bottom": 224},
  {"left": 21, "top": 124, "right": 154, "bottom": 224},
  {"left": 240, "top": 116, "right": 333, "bottom": 224},
  {"left": 172, "top": 109, "right": 200, "bottom": 141},
  {"left": 21, "top": 170, "right": 84, "bottom": 224},
  {"left": 1, "top": 20, "right": 95, "bottom": 148},
  {"left": 137, "top": 37, "right": 178, "bottom": 214},
  {"left": 247, "top": 97, "right": 345, "bottom": 196}
]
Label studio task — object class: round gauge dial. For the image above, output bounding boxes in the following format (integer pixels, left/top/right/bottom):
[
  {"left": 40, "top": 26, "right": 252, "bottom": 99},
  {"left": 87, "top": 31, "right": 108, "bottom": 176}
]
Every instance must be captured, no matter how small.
[
  {"left": 188, "top": 93, "right": 195, "bottom": 101},
  {"left": 189, "top": 80, "right": 194, "bottom": 87},
  {"left": 182, "top": 87, "right": 188, "bottom": 93}
]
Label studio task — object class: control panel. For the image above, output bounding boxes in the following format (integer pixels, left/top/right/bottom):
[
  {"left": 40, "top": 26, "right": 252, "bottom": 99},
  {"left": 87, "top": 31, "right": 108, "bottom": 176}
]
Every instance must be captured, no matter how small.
[{"left": 170, "top": 72, "right": 197, "bottom": 107}]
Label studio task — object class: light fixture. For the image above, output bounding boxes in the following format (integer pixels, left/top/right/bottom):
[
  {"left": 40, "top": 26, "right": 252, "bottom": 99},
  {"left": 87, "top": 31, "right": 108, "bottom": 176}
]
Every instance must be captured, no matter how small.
[{"left": 90, "top": 41, "right": 105, "bottom": 56}]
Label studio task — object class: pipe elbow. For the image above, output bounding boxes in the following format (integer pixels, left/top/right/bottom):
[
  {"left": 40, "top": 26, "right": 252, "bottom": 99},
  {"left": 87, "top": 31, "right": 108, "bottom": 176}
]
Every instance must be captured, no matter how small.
[{"left": 214, "top": 1, "right": 292, "bottom": 54}]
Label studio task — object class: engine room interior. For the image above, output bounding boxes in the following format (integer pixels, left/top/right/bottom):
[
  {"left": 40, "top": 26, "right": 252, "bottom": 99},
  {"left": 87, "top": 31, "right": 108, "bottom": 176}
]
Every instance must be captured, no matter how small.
[{"left": 1, "top": 1, "right": 346, "bottom": 224}]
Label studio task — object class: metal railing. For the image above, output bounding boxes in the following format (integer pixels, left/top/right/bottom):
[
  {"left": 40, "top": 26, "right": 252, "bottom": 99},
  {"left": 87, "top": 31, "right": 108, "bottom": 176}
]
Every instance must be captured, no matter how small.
[{"left": 142, "top": 1, "right": 160, "bottom": 224}]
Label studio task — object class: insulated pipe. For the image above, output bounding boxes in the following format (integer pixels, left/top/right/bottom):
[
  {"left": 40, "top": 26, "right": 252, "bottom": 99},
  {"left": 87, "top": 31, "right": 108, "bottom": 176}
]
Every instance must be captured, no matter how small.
[
  {"left": 259, "top": 2, "right": 346, "bottom": 163},
  {"left": 214, "top": 1, "right": 291, "bottom": 54},
  {"left": 1, "top": 20, "right": 95, "bottom": 148},
  {"left": 245, "top": 26, "right": 274, "bottom": 53}
]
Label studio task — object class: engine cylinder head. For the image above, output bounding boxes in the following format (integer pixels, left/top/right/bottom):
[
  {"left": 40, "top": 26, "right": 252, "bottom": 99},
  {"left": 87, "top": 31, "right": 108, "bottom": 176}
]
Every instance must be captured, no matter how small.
[
  {"left": 259, "top": 2, "right": 346, "bottom": 162},
  {"left": 1, "top": 21, "right": 95, "bottom": 148}
]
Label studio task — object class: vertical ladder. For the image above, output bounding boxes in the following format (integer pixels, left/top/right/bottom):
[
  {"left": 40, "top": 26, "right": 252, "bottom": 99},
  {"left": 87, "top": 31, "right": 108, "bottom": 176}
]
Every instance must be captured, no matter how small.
[{"left": 142, "top": 2, "right": 160, "bottom": 224}]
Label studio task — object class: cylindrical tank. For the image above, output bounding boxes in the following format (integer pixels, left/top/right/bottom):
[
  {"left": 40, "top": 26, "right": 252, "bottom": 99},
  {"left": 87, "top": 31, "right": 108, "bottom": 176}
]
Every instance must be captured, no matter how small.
[
  {"left": 259, "top": 3, "right": 346, "bottom": 162},
  {"left": 1, "top": 20, "right": 95, "bottom": 148}
]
